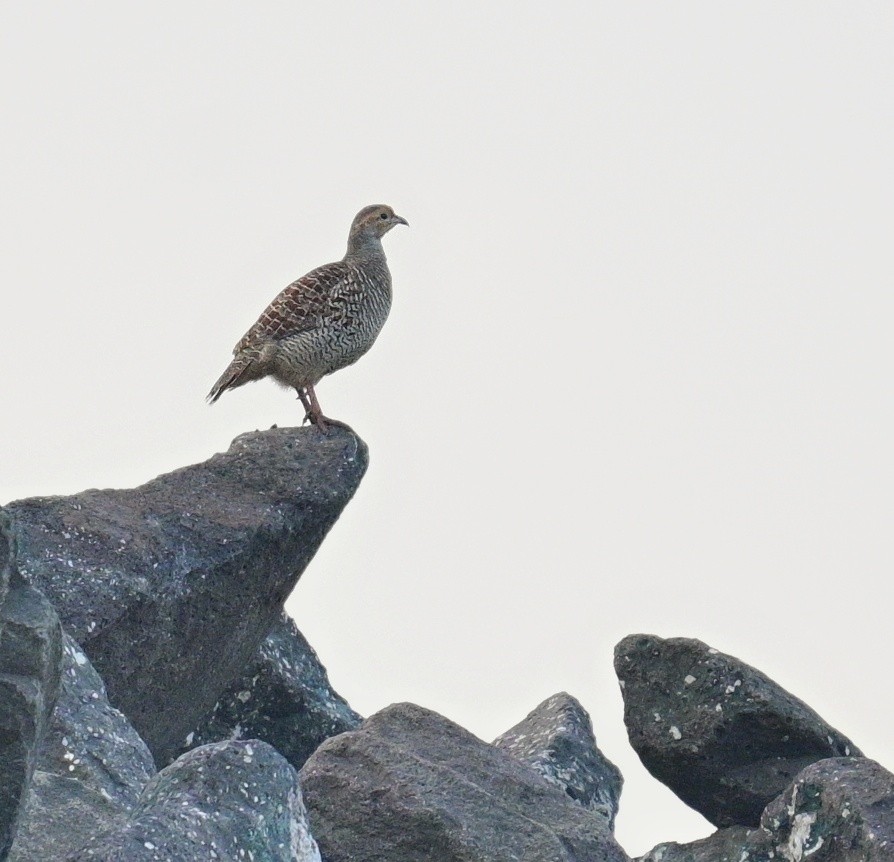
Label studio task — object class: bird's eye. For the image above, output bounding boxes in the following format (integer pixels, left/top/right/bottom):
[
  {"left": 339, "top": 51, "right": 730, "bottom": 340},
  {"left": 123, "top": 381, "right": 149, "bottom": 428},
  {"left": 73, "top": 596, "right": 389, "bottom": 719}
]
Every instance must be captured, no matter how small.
[{"left": 380, "top": 213, "right": 389, "bottom": 219}]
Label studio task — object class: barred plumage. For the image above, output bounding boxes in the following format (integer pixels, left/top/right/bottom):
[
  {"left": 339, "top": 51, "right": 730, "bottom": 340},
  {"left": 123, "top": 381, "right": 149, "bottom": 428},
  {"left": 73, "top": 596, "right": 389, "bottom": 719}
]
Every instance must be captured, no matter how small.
[{"left": 208, "top": 205, "right": 407, "bottom": 430}]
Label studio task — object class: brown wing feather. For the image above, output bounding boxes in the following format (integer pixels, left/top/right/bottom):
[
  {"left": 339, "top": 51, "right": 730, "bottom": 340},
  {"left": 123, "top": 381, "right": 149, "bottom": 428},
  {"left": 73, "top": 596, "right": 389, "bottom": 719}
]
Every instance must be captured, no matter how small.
[
  {"left": 235, "top": 260, "right": 351, "bottom": 350},
  {"left": 207, "top": 261, "right": 353, "bottom": 402}
]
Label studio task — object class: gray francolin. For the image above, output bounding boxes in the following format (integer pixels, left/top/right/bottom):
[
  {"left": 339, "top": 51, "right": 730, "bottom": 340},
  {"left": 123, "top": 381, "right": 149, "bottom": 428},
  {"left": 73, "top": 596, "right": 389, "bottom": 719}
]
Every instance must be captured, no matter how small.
[{"left": 208, "top": 205, "right": 407, "bottom": 430}]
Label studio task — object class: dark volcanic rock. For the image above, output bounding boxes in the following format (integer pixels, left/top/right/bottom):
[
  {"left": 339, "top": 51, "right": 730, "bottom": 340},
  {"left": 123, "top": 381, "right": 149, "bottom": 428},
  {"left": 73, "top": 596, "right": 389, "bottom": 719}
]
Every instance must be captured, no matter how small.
[
  {"left": 0, "top": 516, "right": 63, "bottom": 860},
  {"left": 300, "top": 702, "right": 630, "bottom": 862},
  {"left": 69, "top": 739, "right": 320, "bottom": 861},
  {"left": 614, "top": 634, "right": 860, "bottom": 828},
  {"left": 746, "top": 757, "right": 894, "bottom": 862},
  {"left": 170, "top": 611, "right": 361, "bottom": 769},
  {"left": 636, "top": 826, "right": 756, "bottom": 862},
  {"left": 9, "top": 634, "right": 155, "bottom": 861},
  {"left": 5, "top": 426, "right": 367, "bottom": 763},
  {"left": 493, "top": 691, "right": 623, "bottom": 829}
]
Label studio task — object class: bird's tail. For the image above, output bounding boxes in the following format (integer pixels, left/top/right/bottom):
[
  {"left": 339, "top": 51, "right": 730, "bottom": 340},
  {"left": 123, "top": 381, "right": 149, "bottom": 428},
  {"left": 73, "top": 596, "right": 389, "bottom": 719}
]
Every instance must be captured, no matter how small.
[{"left": 207, "top": 355, "right": 263, "bottom": 404}]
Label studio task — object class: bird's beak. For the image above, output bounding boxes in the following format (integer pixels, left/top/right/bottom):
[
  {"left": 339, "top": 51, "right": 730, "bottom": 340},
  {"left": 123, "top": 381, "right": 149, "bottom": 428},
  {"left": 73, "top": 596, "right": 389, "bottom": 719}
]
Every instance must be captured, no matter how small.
[{"left": 392, "top": 214, "right": 409, "bottom": 227}]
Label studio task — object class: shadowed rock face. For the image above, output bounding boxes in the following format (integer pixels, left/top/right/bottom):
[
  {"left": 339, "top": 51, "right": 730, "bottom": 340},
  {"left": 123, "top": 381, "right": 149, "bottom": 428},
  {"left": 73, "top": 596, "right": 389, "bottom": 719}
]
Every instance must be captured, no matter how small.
[
  {"left": 493, "top": 692, "right": 623, "bottom": 829},
  {"left": 300, "top": 702, "right": 631, "bottom": 862},
  {"left": 68, "top": 740, "right": 320, "bottom": 862},
  {"left": 8, "top": 634, "right": 156, "bottom": 862},
  {"left": 0, "top": 516, "right": 63, "bottom": 861},
  {"left": 4, "top": 426, "right": 367, "bottom": 764},
  {"left": 614, "top": 634, "right": 860, "bottom": 828},
  {"left": 168, "top": 611, "right": 361, "bottom": 770}
]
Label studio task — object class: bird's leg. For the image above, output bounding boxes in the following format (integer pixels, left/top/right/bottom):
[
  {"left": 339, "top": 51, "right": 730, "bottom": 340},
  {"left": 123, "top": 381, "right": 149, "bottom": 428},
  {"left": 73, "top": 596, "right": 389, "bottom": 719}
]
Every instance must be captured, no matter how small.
[
  {"left": 295, "top": 388, "right": 314, "bottom": 425},
  {"left": 305, "top": 385, "right": 352, "bottom": 434}
]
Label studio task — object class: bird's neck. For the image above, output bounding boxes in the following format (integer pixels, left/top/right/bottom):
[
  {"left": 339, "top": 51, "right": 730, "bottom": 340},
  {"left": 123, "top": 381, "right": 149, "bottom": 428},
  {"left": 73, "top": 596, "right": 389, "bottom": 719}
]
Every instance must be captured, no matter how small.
[{"left": 344, "top": 232, "right": 385, "bottom": 263}]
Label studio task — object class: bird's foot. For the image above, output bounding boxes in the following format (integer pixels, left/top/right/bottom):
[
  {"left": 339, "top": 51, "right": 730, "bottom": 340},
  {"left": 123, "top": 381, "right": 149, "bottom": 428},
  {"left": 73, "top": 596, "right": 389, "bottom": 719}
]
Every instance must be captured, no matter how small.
[{"left": 309, "top": 413, "right": 353, "bottom": 435}]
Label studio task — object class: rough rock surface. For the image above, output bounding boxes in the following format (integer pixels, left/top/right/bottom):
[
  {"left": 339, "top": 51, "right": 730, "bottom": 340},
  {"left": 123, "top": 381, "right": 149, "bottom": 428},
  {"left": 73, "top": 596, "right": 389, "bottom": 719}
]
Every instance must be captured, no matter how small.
[
  {"left": 69, "top": 739, "right": 320, "bottom": 862},
  {"left": 493, "top": 691, "right": 623, "bottom": 829},
  {"left": 614, "top": 634, "right": 860, "bottom": 827},
  {"left": 746, "top": 757, "right": 894, "bottom": 862},
  {"left": 301, "top": 701, "right": 630, "bottom": 862},
  {"left": 8, "top": 634, "right": 156, "bottom": 862},
  {"left": 0, "top": 517, "right": 63, "bottom": 860},
  {"left": 637, "top": 826, "right": 756, "bottom": 862},
  {"left": 169, "top": 611, "right": 360, "bottom": 769},
  {"left": 5, "top": 426, "right": 367, "bottom": 763}
]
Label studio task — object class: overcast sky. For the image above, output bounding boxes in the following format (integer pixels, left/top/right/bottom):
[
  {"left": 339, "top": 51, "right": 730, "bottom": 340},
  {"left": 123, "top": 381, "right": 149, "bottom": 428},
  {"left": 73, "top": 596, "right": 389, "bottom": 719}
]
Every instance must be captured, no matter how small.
[{"left": 2, "top": 3, "right": 893, "bottom": 855}]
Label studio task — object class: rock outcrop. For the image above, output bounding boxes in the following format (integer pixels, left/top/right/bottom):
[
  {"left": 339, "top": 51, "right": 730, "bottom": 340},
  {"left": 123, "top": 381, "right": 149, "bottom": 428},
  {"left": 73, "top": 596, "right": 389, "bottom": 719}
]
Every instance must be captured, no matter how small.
[
  {"left": 8, "top": 634, "right": 155, "bottom": 862},
  {"left": 614, "top": 634, "right": 860, "bottom": 827},
  {"left": 168, "top": 611, "right": 360, "bottom": 770},
  {"left": 5, "top": 427, "right": 894, "bottom": 860},
  {"left": 4, "top": 426, "right": 367, "bottom": 764},
  {"left": 0, "top": 517, "right": 63, "bottom": 861},
  {"left": 493, "top": 691, "right": 623, "bottom": 829},
  {"left": 300, "top": 702, "right": 630, "bottom": 862},
  {"left": 69, "top": 740, "right": 320, "bottom": 862}
]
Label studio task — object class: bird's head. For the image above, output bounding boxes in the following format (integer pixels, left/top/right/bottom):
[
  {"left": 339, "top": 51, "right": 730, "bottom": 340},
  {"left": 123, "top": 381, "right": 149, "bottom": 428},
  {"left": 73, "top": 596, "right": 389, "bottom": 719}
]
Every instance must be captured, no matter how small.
[{"left": 350, "top": 204, "right": 409, "bottom": 240}]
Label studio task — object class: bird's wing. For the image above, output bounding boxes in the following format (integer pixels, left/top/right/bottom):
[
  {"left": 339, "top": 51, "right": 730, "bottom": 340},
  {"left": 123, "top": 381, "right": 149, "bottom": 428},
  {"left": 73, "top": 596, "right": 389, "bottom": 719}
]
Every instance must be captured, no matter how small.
[{"left": 234, "top": 260, "right": 351, "bottom": 353}]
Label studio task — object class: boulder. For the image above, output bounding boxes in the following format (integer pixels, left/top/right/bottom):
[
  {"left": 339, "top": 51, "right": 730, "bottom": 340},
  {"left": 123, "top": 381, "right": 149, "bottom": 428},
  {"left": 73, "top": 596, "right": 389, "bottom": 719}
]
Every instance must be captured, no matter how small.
[
  {"left": 0, "top": 516, "right": 63, "bottom": 860},
  {"left": 8, "top": 634, "right": 155, "bottom": 861},
  {"left": 493, "top": 691, "right": 623, "bottom": 829},
  {"left": 68, "top": 739, "right": 320, "bottom": 862},
  {"left": 747, "top": 757, "right": 894, "bottom": 861},
  {"left": 614, "top": 634, "right": 859, "bottom": 827},
  {"left": 5, "top": 426, "right": 367, "bottom": 763},
  {"left": 636, "top": 826, "right": 756, "bottom": 862},
  {"left": 300, "top": 702, "right": 630, "bottom": 862},
  {"left": 169, "top": 611, "right": 361, "bottom": 769}
]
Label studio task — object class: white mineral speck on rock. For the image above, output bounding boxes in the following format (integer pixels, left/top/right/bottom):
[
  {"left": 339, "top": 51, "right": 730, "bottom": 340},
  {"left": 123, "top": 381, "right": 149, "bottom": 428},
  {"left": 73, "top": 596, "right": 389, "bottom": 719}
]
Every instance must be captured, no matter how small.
[
  {"left": 716, "top": 704, "right": 723, "bottom": 712},
  {"left": 669, "top": 726, "right": 682, "bottom": 740},
  {"left": 684, "top": 674, "right": 696, "bottom": 685},
  {"left": 144, "top": 842, "right": 155, "bottom": 850},
  {"left": 653, "top": 712, "right": 661, "bottom": 722}
]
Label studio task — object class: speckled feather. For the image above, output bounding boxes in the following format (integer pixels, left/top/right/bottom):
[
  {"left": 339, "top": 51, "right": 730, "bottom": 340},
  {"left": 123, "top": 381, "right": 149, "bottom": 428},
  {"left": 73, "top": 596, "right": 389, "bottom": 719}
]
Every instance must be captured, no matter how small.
[{"left": 208, "top": 205, "right": 404, "bottom": 406}]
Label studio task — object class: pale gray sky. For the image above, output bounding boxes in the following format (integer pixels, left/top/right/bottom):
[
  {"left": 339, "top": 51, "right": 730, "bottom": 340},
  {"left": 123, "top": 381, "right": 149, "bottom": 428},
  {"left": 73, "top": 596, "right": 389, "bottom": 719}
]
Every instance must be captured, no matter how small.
[{"left": 2, "top": 3, "right": 893, "bottom": 854}]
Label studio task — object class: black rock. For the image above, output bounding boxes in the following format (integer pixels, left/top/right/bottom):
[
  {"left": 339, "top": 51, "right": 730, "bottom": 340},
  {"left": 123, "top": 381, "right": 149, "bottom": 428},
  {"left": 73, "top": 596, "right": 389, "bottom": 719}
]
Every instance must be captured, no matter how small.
[
  {"left": 300, "top": 702, "right": 630, "bottom": 862},
  {"left": 8, "top": 634, "right": 156, "bottom": 861},
  {"left": 68, "top": 739, "right": 320, "bottom": 861},
  {"left": 5, "top": 426, "right": 367, "bottom": 763},
  {"left": 614, "top": 634, "right": 860, "bottom": 828},
  {"left": 0, "top": 516, "right": 63, "bottom": 860},
  {"left": 169, "top": 611, "right": 361, "bottom": 769},
  {"left": 747, "top": 757, "right": 894, "bottom": 862},
  {"left": 636, "top": 826, "right": 756, "bottom": 862},
  {"left": 493, "top": 692, "right": 623, "bottom": 829}
]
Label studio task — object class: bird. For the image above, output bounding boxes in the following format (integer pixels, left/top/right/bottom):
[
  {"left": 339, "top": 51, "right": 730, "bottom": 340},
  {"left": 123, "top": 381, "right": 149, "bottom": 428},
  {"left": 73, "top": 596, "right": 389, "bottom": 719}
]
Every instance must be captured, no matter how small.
[{"left": 208, "top": 204, "right": 408, "bottom": 431}]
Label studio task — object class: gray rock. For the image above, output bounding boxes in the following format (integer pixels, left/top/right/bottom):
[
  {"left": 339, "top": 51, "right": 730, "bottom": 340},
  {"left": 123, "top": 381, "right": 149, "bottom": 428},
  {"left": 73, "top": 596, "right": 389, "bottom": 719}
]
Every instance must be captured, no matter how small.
[
  {"left": 0, "top": 516, "right": 63, "bottom": 860},
  {"left": 636, "top": 826, "right": 756, "bottom": 862},
  {"left": 68, "top": 739, "right": 320, "bottom": 861},
  {"left": 614, "top": 634, "right": 860, "bottom": 828},
  {"left": 493, "top": 691, "right": 623, "bottom": 829},
  {"left": 745, "top": 757, "right": 894, "bottom": 862},
  {"left": 169, "top": 611, "right": 361, "bottom": 769},
  {"left": 5, "top": 426, "right": 367, "bottom": 763},
  {"left": 300, "top": 702, "right": 630, "bottom": 862},
  {"left": 9, "top": 634, "right": 156, "bottom": 861}
]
